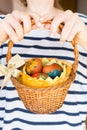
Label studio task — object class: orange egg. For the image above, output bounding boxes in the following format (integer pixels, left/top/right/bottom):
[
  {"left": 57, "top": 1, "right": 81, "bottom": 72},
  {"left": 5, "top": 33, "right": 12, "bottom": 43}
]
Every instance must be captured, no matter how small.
[
  {"left": 43, "top": 63, "right": 63, "bottom": 78},
  {"left": 25, "top": 58, "right": 42, "bottom": 75}
]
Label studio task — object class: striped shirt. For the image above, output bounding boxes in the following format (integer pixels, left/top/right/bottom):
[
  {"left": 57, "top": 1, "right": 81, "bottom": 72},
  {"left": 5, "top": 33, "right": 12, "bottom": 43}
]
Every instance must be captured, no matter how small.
[{"left": 0, "top": 13, "right": 87, "bottom": 130}]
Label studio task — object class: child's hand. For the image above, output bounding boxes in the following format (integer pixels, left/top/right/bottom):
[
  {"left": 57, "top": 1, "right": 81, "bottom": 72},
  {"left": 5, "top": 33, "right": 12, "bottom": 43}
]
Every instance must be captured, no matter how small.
[
  {"left": 0, "top": 10, "right": 40, "bottom": 44},
  {"left": 40, "top": 10, "right": 87, "bottom": 51}
]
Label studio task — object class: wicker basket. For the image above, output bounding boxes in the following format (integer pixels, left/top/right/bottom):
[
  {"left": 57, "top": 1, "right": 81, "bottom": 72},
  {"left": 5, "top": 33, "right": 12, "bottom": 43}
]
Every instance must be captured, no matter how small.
[{"left": 6, "top": 35, "right": 79, "bottom": 114}]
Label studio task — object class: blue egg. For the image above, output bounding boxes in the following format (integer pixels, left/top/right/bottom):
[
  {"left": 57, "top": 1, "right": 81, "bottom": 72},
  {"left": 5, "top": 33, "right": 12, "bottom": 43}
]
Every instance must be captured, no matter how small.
[{"left": 47, "top": 69, "right": 62, "bottom": 79}]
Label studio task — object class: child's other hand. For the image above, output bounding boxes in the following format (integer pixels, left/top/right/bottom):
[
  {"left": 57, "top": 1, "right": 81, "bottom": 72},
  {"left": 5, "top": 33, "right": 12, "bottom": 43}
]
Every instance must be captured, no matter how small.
[{"left": 40, "top": 10, "right": 87, "bottom": 51}]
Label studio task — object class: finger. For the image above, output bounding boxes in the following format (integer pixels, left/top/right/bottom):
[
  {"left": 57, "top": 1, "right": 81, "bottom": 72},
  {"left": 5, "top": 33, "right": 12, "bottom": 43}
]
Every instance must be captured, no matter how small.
[
  {"left": 5, "top": 14, "right": 23, "bottom": 40},
  {"left": 50, "top": 15, "right": 65, "bottom": 36},
  {"left": 66, "top": 21, "right": 79, "bottom": 41},
  {"left": 66, "top": 17, "right": 84, "bottom": 42},
  {"left": 60, "top": 13, "right": 79, "bottom": 42},
  {"left": 50, "top": 10, "right": 73, "bottom": 37},
  {"left": 12, "top": 10, "right": 31, "bottom": 34},
  {"left": 2, "top": 20, "right": 19, "bottom": 43},
  {"left": 0, "top": 21, "right": 9, "bottom": 43}
]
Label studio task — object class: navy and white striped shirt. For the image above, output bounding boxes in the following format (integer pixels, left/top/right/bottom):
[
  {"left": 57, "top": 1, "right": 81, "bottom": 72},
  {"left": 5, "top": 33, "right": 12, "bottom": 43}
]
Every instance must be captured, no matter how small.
[{"left": 0, "top": 13, "right": 87, "bottom": 130}]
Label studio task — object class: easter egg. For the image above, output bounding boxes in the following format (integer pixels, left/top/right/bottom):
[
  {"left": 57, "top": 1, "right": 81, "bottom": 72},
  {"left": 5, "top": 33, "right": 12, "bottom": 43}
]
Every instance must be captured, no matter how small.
[
  {"left": 32, "top": 73, "right": 48, "bottom": 79},
  {"left": 43, "top": 63, "right": 63, "bottom": 79},
  {"left": 25, "top": 58, "right": 42, "bottom": 75}
]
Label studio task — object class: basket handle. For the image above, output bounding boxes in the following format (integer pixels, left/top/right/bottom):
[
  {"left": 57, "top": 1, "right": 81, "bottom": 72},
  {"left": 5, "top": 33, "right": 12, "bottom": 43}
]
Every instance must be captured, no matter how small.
[{"left": 6, "top": 20, "right": 79, "bottom": 74}]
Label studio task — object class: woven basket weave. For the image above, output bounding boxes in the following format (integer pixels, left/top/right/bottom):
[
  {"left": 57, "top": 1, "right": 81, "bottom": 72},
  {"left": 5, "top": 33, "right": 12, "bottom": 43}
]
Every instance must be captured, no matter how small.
[{"left": 6, "top": 24, "right": 79, "bottom": 113}]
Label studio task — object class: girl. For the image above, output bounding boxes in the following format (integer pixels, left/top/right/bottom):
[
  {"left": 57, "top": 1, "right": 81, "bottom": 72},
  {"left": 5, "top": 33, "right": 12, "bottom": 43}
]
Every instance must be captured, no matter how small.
[{"left": 0, "top": 0, "right": 87, "bottom": 130}]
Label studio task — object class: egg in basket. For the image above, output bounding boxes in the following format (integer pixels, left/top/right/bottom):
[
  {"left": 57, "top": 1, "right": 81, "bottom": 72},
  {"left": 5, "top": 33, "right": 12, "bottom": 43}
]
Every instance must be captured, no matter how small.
[
  {"left": 0, "top": 21, "right": 79, "bottom": 114},
  {"left": 17, "top": 56, "right": 72, "bottom": 88}
]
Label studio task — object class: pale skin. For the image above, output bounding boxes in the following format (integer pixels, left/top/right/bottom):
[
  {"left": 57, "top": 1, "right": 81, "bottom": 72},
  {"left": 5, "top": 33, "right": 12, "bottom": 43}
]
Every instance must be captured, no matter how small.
[{"left": 0, "top": 0, "right": 87, "bottom": 51}]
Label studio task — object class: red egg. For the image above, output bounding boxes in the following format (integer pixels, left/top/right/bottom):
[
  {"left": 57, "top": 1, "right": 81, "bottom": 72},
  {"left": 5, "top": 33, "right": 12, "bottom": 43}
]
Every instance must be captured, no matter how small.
[
  {"left": 25, "top": 58, "right": 42, "bottom": 75},
  {"left": 32, "top": 73, "right": 48, "bottom": 79}
]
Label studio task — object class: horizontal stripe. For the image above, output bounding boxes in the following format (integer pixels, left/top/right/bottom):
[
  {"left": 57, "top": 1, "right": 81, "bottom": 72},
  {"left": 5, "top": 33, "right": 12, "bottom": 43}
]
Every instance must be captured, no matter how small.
[
  {"left": 3, "top": 118, "right": 85, "bottom": 127},
  {"left": 1, "top": 43, "right": 74, "bottom": 52},
  {"left": 13, "top": 44, "right": 74, "bottom": 52},
  {"left": 24, "top": 36, "right": 60, "bottom": 41},
  {"left": 1, "top": 39, "right": 87, "bottom": 56},
  {"left": 79, "top": 51, "right": 87, "bottom": 57},
  {"left": 3, "top": 86, "right": 16, "bottom": 91},
  {"left": 0, "top": 77, "right": 4, "bottom": 80},
  {"left": 0, "top": 107, "right": 5, "bottom": 111},
  {"left": 52, "top": 110, "right": 87, "bottom": 115},
  {"left": 74, "top": 80, "right": 87, "bottom": 85},
  {"left": 0, "top": 53, "right": 75, "bottom": 60},
  {"left": 79, "top": 61, "right": 87, "bottom": 68},
  {"left": 77, "top": 71, "right": 87, "bottom": 79},
  {"left": 64, "top": 101, "right": 87, "bottom": 105},
  {"left": 68, "top": 90, "right": 87, "bottom": 95},
  {"left": 79, "top": 14, "right": 87, "bottom": 19},
  {"left": 0, "top": 16, "right": 5, "bottom": 19},
  {"left": 0, "top": 43, "right": 7, "bottom": 48},
  {"left": 0, "top": 107, "right": 32, "bottom": 114},
  {"left": 0, "top": 97, "right": 20, "bottom": 102},
  {"left": 1, "top": 40, "right": 87, "bottom": 57},
  {"left": 0, "top": 118, "right": 3, "bottom": 120},
  {"left": 1, "top": 53, "right": 86, "bottom": 69},
  {"left": 0, "top": 107, "right": 86, "bottom": 116},
  {"left": 12, "top": 128, "right": 22, "bottom": 130}
]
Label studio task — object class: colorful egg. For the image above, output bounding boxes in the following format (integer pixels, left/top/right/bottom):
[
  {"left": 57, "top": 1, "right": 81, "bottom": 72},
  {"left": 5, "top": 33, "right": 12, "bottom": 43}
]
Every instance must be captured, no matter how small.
[
  {"left": 25, "top": 58, "right": 42, "bottom": 75},
  {"left": 32, "top": 73, "right": 48, "bottom": 79},
  {"left": 43, "top": 63, "right": 63, "bottom": 79}
]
